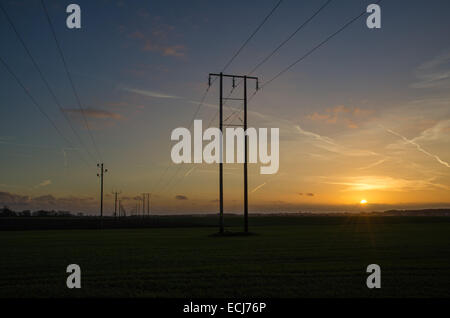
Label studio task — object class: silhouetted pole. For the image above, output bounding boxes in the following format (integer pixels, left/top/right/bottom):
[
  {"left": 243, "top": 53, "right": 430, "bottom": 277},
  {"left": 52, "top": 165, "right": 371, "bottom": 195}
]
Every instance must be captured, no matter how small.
[
  {"left": 219, "top": 72, "right": 224, "bottom": 233},
  {"left": 112, "top": 191, "right": 121, "bottom": 218},
  {"left": 114, "top": 192, "right": 117, "bottom": 217},
  {"left": 142, "top": 193, "right": 147, "bottom": 218},
  {"left": 209, "top": 72, "right": 258, "bottom": 234},
  {"left": 97, "top": 163, "right": 107, "bottom": 218},
  {"left": 244, "top": 76, "right": 248, "bottom": 233}
]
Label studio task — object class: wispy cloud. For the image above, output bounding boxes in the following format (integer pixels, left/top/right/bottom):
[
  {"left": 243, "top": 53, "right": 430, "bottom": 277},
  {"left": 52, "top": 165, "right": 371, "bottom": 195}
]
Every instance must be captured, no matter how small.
[
  {"left": 122, "top": 87, "right": 180, "bottom": 99},
  {"left": 64, "top": 108, "right": 123, "bottom": 120},
  {"left": 62, "top": 149, "right": 68, "bottom": 168},
  {"left": 411, "top": 119, "right": 450, "bottom": 143},
  {"left": 0, "top": 191, "right": 97, "bottom": 211},
  {"left": 320, "top": 175, "right": 450, "bottom": 192},
  {"left": 295, "top": 125, "right": 378, "bottom": 157},
  {"left": 35, "top": 179, "right": 52, "bottom": 188},
  {"left": 385, "top": 127, "right": 450, "bottom": 168},
  {"left": 126, "top": 18, "right": 186, "bottom": 58},
  {"left": 412, "top": 50, "right": 450, "bottom": 89},
  {"left": 357, "top": 159, "right": 388, "bottom": 170},
  {"left": 307, "top": 105, "right": 373, "bottom": 129}
]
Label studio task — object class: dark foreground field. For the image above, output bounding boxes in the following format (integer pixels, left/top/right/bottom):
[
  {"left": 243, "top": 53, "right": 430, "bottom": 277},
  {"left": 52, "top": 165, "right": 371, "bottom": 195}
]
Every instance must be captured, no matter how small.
[{"left": 1, "top": 216, "right": 449, "bottom": 298}]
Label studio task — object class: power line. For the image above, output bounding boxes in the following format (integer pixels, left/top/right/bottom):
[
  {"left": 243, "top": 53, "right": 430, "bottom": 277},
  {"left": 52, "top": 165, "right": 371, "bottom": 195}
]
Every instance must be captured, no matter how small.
[
  {"left": 40, "top": 0, "right": 103, "bottom": 162},
  {"left": 188, "top": 0, "right": 283, "bottom": 130},
  {"left": 248, "top": 0, "right": 333, "bottom": 75},
  {"left": 0, "top": 55, "right": 91, "bottom": 168},
  {"left": 221, "top": 0, "right": 284, "bottom": 73},
  {"left": 205, "top": 0, "right": 286, "bottom": 126},
  {"left": 0, "top": 2, "right": 97, "bottom": 165},
  {"left": 262, "top": 0, "right": 382, "bottom": 89},
  {"left": 220, "top": 0, "right": 335, "bottom": 124},
  {"left": 158, "top": 2, "right": 284, "bottom": 197},
  {"left": 230, "top": 0, "right": 383, "bottom": 122}
]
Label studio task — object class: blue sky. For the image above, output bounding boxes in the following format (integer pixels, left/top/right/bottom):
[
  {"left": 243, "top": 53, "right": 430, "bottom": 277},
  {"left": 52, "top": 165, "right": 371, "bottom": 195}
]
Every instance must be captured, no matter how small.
[{"left": 1, "top": 0, "right": 450, "bottom": 214}]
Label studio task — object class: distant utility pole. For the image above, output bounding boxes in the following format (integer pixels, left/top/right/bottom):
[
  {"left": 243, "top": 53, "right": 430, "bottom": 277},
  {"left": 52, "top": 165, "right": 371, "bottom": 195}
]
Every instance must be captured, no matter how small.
[
  {"left": 97, "top": 163, "right": 108, "bottom": 218},
  {"left": 208, "top": 72, "right": 259, "bottom": 233},
  {"left": 141, "top": 193, "right": 146, "bottom": 217},
  {"left": 112, "top": 190, "right": 121, "bottom": 218},
  {"left": 142, "top": 193, "right": 151, "bottom": 217}
]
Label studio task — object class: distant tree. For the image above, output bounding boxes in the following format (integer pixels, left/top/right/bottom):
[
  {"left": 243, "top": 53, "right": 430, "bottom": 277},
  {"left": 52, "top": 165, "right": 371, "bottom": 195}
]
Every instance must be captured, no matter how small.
[
  {"left": 33, "top": 210, "right": 51, "bottom": 217},
  {"left": 57, "top": 211, "right": 72, "bottom": 217},
  {"left": 19, "top": 210, "right": 31, "bottom": 217},
  {"left": 0, "top": 205, "right": 16, "bottom": 217}
]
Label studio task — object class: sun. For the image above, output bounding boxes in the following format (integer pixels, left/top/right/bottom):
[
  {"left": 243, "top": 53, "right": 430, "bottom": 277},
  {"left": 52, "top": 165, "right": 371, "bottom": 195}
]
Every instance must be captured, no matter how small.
[{"left": 360, "top": 199, "right": 368, "bottom": 204}]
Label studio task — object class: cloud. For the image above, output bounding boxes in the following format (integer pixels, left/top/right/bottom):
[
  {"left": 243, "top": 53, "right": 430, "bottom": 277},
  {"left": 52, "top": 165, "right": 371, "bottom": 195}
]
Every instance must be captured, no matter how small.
[
  {"left": 296, "top": 125, "right": 336, "bottom": 145},
  {"left": 33, "top": 194, "right": 56, "bottom": 203},
  {"left": 384, "top": 127, "right": 450, "bottom": 168},
  {"left": 412, "top": 50, "right": 450, "bottom": 89},
  {"left": 35, "top": 179, "right": 52, "bottom": 188},
  {"left": 0, "top": 191, "right": 98, "bottom": 212},
  {"left": 64, "top": 108, "right": 123, "bottom": 120},
  {"left": 150, "top": 44, "right": 185, "bottom": 57},
  {"left": 295, "top": 125, "right": 378, "bottom": 157},
  {"left": 126, "top": 20, "right": 186, "bottom": 58},
  {"left": 307, "top": 105, "right": 373, "bottom": 129},
  {"left": 122, "top": 87, "right": 180, "bottom": 99},
  {"left": 357, "top": 159, "right": 388, "bottom": 170},
  {"left": 298, "top": 192, "right": 314, "bottom": 196},
  {"left": 320, "top": 175, "right": 450, "bottom": 192},
  {"left": 412, "top": 119, "right": 450, "bottom": 143},
  {"left": 175, "top": 195, "right": 188, "bottom": 200},
  {"left": 0, "top": 191, "right": 29, "bottom": 206}
]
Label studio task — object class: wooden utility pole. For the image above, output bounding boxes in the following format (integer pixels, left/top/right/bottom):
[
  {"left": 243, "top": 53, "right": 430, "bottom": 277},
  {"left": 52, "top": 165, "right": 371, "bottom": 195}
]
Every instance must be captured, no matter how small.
[
  {"left": 97, "top": 163, "right": 107, "bottom": 218},
  {"left": 141, "top": 193, "right": 150, "bottom": 217},
  {"left": 243, "top": 76, "right": 248, "bottom": 233},
  {"left": 112, "top": 190, "right": 121, "bottom": 218},
  {"left": 142, "top": 193, "right": 146, "bottom": 217},
  {"left": 208, "top": 73, "right": 258, "bottom": 233}
]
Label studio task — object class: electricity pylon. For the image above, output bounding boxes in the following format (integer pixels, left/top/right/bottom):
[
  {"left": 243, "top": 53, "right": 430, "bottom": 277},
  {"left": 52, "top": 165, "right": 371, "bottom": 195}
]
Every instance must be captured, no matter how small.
[{"left": 208, "top": 72, "right": 259, "bottom": 233}]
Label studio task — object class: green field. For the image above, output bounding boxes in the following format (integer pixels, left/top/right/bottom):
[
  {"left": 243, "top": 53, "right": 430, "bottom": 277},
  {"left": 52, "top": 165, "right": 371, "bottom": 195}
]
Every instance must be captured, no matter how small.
[{"left": 1, "top": 216, "right": 449, "bottom": 298}]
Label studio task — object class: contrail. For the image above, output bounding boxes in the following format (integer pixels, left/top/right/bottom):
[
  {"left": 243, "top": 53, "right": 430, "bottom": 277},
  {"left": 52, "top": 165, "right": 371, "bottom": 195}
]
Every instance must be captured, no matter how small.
[
  {"left": 251, "top": 182, "right": 267, "bottom": 193},
  {"left": 357, "top": 158, "right": 387, "bottom": 170},
  {"left": 62, "top": 148, "right": 68, "bottom": 168},
  {"left": 184, "top": 166, "right": 195, "bottom": 177},
  {"left": 385, "top": 127, "right": 450, "bottom": 168}
]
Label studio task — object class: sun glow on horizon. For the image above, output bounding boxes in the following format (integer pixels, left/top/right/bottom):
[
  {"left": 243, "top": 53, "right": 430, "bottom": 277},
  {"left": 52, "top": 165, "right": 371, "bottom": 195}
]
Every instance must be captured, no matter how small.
[{"left": 360, "top": 199, "right": 368, "bottom": 205}]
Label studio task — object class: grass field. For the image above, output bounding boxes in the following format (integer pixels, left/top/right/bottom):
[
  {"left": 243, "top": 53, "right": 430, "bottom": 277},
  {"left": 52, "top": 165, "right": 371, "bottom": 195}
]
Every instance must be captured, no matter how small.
[{"left": 1, "top": 216, "right": 449, "bottom": 298}]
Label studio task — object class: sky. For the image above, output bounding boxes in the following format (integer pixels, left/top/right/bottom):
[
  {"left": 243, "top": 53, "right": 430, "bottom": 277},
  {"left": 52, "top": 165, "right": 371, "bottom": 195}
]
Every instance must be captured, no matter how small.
[{"left": 1, "top": 0, "right": 449, "bottom": 214}]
